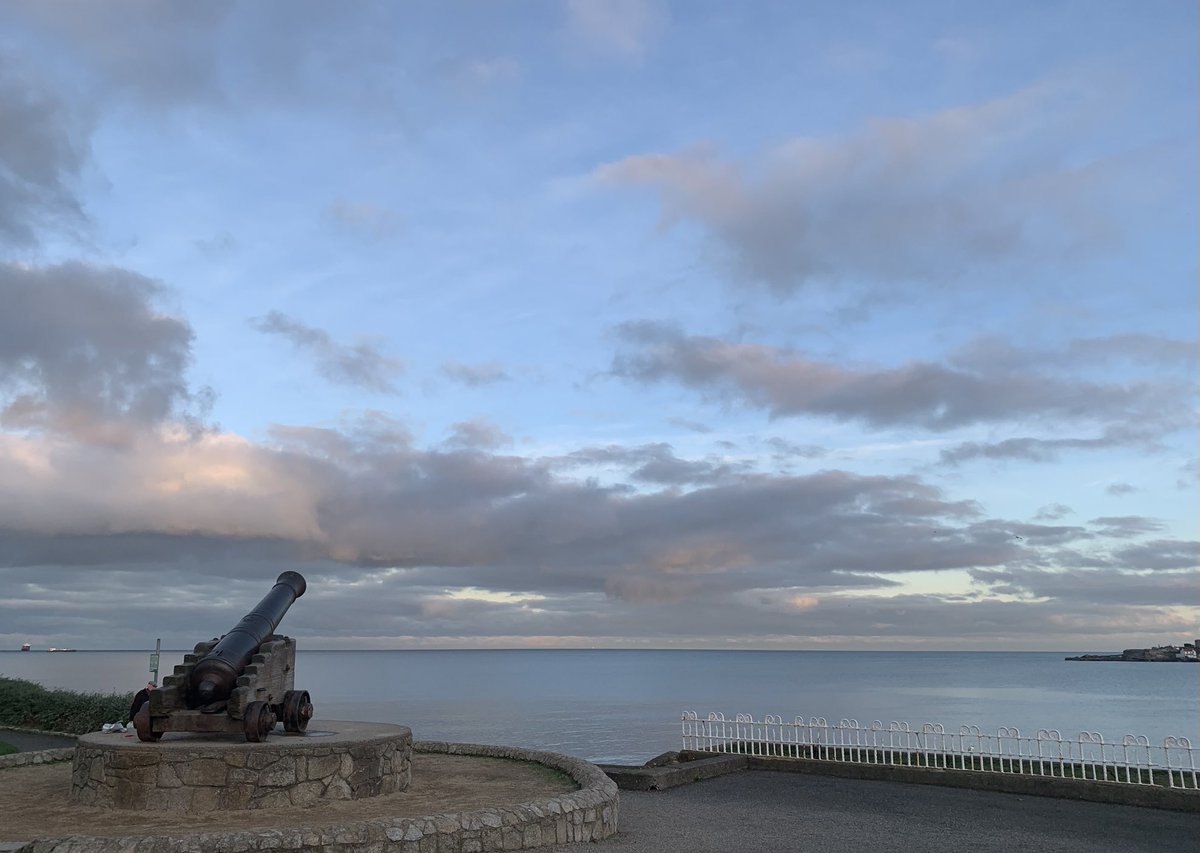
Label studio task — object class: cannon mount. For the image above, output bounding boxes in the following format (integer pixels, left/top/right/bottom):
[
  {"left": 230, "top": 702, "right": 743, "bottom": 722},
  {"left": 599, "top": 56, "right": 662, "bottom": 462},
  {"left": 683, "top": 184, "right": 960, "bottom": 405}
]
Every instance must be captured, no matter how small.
[
  {"left": 136, "top": 635, "right": 312, "bottom": 741},
  {"left": 134, "top": 572, "right": 314, "bottom": 742}
]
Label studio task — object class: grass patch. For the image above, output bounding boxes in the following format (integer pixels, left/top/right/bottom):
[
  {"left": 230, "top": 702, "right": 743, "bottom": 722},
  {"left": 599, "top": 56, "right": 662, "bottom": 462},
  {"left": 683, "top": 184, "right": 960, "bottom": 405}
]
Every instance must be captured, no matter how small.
[
  {"left": 0, "top": 676, "right": 134, "bottom": 735},
  {"left": 0, "top": 740, "right": 16, "bottom": 756}
]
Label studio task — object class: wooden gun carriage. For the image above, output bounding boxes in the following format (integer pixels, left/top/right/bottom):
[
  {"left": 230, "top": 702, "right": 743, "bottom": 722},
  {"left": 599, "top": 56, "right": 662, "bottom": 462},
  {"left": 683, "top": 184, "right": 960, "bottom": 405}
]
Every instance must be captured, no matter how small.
[{"left": 134, "top": 571, "right": 315, "bottom": 742}]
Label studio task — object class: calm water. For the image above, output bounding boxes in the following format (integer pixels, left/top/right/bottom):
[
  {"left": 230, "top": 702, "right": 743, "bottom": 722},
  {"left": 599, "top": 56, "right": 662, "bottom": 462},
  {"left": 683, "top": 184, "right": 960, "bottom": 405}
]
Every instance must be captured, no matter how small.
[{"left": 2, "top": 650, "right": 1196, "bottom": 764}]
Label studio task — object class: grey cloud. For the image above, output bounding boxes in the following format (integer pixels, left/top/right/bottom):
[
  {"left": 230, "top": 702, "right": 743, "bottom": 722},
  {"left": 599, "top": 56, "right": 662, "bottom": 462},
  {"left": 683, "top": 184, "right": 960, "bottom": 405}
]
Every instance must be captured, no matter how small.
[
  {"left": 445, "top": 419, "right": 513, "bottom": 451},
  {"left": 595, "top": 82, "right": 1115, "bottom": 291},
  {"left": 195, "top": 231, "right": 238, "bottom": 257},
  {"left": 764, "top": 437, "right": 826, "bottom": 460},
  {"left": 0, "top": 418, "right": 1013, "bottom": 601},
  {"left": 0, "top": 262, "right": 202, "bottom": 443},
  {"left": 325, "top": 201, "right": 403, "bottom": 241},
  {"left": 0, "top": 2, "right": 422, "bottom": 126},
  {"left": 433, "top": 56, "right": 520, "bottom": 93},
  {"left": 972, "top": 566, "right": 1199, "bottom": 607},
  {"left": 3, "top": 412, "right": 1195, "bottom": 647},
  {"left": 554, "top": 442, "right": 751, "bottom": 487},
  {"left": 1110, "top": 539, "right": 1199, "bottom": 571},
  {"left": 3, "top": 0, "right": 232, "bottom": 107},
  {"left": 1087, "top": 516, "right": 1165, "bottom": 538},
  {"left": 0, "top": 55, "right": 89, "bottom": 247},
  {"left": 252, "top": 311, "right": 404, "bottom": 393},
  {"left": 666, "top": 417, "right": 711, "bottom": 434},
  {"left": 612, "top": 323, "right": 1175, "bottom": 432},
  {"left": 1179, "top": 458, "right": 1199, "bottom": 491},
  {"left": 979, "top": 521, "right": 1090, "bottom": 546},
  {"left": 1105, "top": 482, "right": 1137, "bottom": 496},
  {"left": 1033, "top": 504, "right": 1073, "bottom": 521},
  {"left": 953, "top": 334, "right": 1197, "bottom": 374},
  {"left": 440, "top": 361, "right": 511, "bottom": 387},
  {"left": 5, "top": 554, "right": 1194, "bottom": 649},
  {"left": 939, "top": 430, "right": 1154, "bottom": 466},
  {"left": 2, "top": 402, "right": 1193, "bottom": 647},
  {"left": 566, "top": 0, "right": 668, "bottom": 59}
]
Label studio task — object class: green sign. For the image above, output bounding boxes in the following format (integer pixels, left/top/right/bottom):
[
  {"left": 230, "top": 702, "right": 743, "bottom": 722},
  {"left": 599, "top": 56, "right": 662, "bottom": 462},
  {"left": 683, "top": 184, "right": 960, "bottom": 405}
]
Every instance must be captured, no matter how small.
[{"left": 149, "top": 653, "right": 160, "bottom": 671}]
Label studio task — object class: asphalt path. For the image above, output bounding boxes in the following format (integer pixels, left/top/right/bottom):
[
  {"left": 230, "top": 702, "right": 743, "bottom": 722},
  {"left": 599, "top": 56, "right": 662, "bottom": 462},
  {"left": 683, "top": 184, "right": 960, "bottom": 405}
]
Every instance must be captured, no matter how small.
[{"left": 544, "top": 771, "right": 1200, "bottom": 853}]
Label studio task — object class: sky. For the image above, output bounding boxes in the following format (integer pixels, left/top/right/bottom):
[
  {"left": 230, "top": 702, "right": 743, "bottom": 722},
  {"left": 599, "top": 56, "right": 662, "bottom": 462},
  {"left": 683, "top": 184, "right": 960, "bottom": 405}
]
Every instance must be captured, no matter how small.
[{"left": 0, "top": 0, "right": 1196, "bottom": 652}]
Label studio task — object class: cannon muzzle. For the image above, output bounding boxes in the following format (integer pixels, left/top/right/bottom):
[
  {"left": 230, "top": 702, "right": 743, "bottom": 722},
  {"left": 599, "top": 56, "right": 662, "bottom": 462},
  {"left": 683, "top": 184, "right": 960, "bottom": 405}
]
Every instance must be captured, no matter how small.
[{"left": 189, "top": 571, "right": 306, "bottom": 707}]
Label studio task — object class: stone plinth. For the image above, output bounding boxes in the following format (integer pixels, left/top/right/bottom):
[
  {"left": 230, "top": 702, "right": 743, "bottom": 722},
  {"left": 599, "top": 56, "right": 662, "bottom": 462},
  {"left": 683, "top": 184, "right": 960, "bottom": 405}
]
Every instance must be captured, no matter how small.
[{"left": 70, "top": 720, "right": 411, "bottom": 812}]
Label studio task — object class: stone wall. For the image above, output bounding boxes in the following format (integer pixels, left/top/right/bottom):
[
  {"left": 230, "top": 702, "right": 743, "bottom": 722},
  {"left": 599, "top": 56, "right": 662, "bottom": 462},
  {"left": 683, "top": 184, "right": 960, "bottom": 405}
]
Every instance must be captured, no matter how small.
[
  {"left": 69, "top": 725, "right": 412, "bottom": 812},
  {"left": 0, "top": 748, "right": 74, "bottom": 771},
  {"left": 11, "top": 741, "right": 619, "bottom": 853}
]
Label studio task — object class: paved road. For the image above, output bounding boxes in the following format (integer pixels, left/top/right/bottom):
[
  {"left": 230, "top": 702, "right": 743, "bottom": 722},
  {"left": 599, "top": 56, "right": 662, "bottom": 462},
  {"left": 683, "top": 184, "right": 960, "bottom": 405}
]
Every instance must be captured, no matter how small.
[
  {"left": 0, "top": 729, "right": 76, "bottom": 752},
  {"left": 544, "top": 771, "right": 1200, "bottom": 853}
]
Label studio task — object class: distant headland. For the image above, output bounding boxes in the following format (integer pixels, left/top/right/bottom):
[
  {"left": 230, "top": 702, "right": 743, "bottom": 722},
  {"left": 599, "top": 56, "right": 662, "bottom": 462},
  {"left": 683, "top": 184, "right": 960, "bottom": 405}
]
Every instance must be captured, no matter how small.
[{"left": 1066, "top": 641, "right": 1198, "bottom": 662}]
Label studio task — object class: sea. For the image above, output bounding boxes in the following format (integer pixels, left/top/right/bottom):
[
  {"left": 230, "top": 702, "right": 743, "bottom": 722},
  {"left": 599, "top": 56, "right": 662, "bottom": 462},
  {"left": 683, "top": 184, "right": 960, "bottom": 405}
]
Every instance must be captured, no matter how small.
[{"left": 2, "top": 650, "right": 1196, "bottom": 765}]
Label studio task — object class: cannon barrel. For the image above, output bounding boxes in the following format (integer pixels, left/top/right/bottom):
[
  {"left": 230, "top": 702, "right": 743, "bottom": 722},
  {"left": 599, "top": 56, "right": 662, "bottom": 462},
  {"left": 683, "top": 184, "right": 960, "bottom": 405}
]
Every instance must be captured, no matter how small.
[{"left": 189, "top": 571, "right": 306, "bottom": 707}]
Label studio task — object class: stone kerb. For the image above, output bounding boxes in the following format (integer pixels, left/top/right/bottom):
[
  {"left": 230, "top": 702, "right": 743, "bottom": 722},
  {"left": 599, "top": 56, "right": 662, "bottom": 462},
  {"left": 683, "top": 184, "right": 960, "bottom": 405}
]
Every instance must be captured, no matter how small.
[
  {"left": 70, "top": 721, "right": 412, "bottom": 812},
  {"left": 10, "top": 741, "right": 619, "bottom": 853},
  {"left": 0, "top": 748, "right": 75, "bottom": 771}
]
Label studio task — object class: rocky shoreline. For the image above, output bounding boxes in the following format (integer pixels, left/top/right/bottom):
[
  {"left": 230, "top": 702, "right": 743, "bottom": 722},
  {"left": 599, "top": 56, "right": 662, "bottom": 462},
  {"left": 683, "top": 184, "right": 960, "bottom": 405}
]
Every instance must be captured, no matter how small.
[{"left": 1066, "top": 642, "right": 1198, "bottom": 662}]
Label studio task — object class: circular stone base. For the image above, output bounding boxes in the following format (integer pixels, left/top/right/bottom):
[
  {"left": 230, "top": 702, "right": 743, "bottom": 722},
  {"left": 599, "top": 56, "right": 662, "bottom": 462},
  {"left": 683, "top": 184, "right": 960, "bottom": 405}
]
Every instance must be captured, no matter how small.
[{"left": 70, "top": 720, "right": 411, "bottom": 812}]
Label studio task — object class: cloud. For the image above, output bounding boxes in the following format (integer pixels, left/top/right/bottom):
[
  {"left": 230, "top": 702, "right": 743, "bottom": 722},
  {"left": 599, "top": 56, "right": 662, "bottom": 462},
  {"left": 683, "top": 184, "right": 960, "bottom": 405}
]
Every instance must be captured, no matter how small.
[
  {"left": 434, "top": 56, "right": 520, "bottom": 93},
  {"left": 2, "top": 0, "right": 232, "bottom": 108},
  {"left": 950, "top": 334, "right": 1198, "bottom": 373},
  {"left": 1, "top": 409, "right": 1195, "bottom": 647},
  {"left": 440, "top": 361, "right": 511, "bottom": 387},
  {"left": 1033, "top": 504, "right": 1073, "bottom": 521},
  {"left": 1110, "top": 539, "right": 1198, "bottom": 570},
  {"left": 666, "top": 417, "right": 711, "bottom": 433},
  {"left": 595, "top": 82, "right": 1121, "bottom": 291},
  {"left": 938, "top": 430, "right": 1154, "bottom": 466},
  {"left": 764, "top": 437, "right": 826, "bottom": 460},
  {"left": 445, "top": 419, "right": 513, "bottom": 451},
  {"left": 194, "top": 231, "right": 238, "bottom": 257},
  {"left": 554, "top": 442, "right": 751, "bottom": 487},
  {"left": 1105, "top": 482, "right": 1137, "bottom": 496},
  {"left": 0, "top": 54, "right": 89, "bottom": 247},
  {"left": 0, "top": 416, "right": 1004, "bottom": 597},
  {"left": 0, "top": 262, "right": 204, "bottom": 444},
  {"left": 565, "top": 0, "right": 668, "bottom": 59},
  {"left": 972, "top": 566, "right": 1199, "bottom": 607},
  {"left": 251, "top": 311, "right": 404, "bottom": 393},
  {"left": 325, "top": 201, "right": 403, "bottom": 241},
  {"left": 1087, "top": 516, "right": 1165, "bottom": 538},
  {"left": 612, "top": 323, "right": 1178, "bottom": 432}
]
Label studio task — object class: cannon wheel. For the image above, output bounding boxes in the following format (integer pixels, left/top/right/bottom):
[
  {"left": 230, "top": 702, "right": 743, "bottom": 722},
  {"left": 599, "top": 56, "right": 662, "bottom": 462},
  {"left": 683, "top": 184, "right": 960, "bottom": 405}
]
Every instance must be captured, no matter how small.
[
  {"left": 243, "top": 700, "right": 276, "bottom": 742},
  {"left": 132, "top": 701, "right": 161, "bottom": 742},
  {"left": 281, "top": 689, "right": 313, "bottom": 733}
]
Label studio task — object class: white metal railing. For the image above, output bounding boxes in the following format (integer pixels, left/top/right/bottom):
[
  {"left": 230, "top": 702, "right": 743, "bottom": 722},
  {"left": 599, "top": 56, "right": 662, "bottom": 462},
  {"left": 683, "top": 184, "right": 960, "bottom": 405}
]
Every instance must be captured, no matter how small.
[{"left": 681, "top": 711, "right": 1200, "bottom": 790}]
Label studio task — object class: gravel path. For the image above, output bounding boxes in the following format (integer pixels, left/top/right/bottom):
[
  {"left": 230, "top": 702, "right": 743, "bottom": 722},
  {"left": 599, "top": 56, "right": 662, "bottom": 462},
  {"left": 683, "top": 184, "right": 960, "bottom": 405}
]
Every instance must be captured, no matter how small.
[
  {"left": 542, "top": 771, "right": 1200, "bottom": 853},
  {"left": 0, "top": 729, "right": 77, "bottom": 752}
]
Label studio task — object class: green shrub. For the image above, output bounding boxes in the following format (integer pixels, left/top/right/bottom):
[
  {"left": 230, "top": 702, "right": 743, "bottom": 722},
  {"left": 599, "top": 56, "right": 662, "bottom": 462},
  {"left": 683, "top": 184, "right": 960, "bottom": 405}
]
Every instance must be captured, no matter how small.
[
  {"left": 0, "top": 740, "right": 16, "bottom": 756},
  {"left": 0, "top": 676, "right": 134, "bottom": 735}
]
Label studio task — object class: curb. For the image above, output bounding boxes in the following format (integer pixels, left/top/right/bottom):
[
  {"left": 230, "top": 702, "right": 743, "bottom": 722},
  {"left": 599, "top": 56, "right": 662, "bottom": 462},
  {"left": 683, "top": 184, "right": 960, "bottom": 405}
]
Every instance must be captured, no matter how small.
[
  {"left": 599, "top": 754, "right": 747, "bottom": 790},
  {"left": 0, "top": 727, "right": 80, "bottom": 740},
  {"left": 0, "top": 748, "right": 75, "bottom": 771},
  {"left": 680, "top": 750, "right": 1200, "bottom": 813}
]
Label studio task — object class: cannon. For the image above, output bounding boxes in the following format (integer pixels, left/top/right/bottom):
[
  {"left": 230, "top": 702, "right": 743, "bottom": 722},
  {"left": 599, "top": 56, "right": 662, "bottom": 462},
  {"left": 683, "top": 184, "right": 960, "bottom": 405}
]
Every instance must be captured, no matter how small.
[{"left": 134, "top": 571, "right": 315, "bottom": 742}]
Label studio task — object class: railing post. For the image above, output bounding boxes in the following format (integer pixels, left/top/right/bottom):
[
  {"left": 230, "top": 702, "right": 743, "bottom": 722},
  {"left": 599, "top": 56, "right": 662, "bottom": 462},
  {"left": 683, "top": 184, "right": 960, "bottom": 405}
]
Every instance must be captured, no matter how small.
[{"left": 679, "top": 710, "right": 1199, "bottom": 791}]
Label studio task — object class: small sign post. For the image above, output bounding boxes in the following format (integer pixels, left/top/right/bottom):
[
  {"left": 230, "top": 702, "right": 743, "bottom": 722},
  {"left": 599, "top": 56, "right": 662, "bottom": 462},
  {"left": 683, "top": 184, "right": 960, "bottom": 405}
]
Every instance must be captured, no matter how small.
[{"left": 149, "top": 638, "right": 161, "bottom": 686}]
